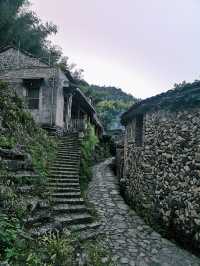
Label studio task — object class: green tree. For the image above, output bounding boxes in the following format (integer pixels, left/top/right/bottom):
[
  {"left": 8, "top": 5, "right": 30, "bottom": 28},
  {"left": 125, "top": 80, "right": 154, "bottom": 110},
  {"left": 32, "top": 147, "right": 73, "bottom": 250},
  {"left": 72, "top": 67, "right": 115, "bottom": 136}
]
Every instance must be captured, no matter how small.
[
  {"left": 79, "top": 84, "right": 137, "bottom": 130},
  {"left": 0, "top": 0, "right": 61, "bottom": 62}
]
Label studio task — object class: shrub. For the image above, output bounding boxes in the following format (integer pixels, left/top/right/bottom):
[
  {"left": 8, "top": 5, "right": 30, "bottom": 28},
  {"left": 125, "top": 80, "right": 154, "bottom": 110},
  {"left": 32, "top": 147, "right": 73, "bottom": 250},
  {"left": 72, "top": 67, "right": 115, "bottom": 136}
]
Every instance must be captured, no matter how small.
[
  {"left": 0, "top": 81, "right": 58, "bottom": 176},
  {"left": 0, "top": 214, "right": 30, "bottom": 262}
]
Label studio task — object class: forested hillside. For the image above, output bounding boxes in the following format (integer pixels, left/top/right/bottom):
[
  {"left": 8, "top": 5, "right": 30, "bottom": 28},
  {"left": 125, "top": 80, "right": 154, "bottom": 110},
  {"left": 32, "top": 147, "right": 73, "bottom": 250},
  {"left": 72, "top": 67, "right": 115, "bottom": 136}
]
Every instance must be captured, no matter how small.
[{"left": 79, "top": 83, "right": 137, "bottom": 130}]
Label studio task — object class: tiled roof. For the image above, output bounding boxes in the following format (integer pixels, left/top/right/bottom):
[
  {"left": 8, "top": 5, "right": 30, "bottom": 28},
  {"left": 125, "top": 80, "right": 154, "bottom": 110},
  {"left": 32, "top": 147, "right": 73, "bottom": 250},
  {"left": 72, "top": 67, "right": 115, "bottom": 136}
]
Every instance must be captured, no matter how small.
[{"left": 121, "top": 81, "right": 200, "bottom": 125}]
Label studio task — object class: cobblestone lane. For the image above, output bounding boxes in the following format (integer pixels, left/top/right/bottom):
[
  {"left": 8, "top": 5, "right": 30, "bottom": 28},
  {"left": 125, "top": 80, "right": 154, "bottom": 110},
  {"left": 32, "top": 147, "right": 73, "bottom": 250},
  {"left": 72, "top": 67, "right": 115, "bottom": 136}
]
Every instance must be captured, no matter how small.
[{"left": 87, "top": 159, "right": 200, "bottom": 266}]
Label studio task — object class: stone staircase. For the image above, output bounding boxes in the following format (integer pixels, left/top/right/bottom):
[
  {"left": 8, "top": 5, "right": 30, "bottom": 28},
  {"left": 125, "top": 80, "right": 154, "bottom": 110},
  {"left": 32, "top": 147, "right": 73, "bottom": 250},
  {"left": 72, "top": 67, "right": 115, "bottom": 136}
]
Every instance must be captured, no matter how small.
[{"left": 28, "top": 133, "right": 100, "bottom": 238}]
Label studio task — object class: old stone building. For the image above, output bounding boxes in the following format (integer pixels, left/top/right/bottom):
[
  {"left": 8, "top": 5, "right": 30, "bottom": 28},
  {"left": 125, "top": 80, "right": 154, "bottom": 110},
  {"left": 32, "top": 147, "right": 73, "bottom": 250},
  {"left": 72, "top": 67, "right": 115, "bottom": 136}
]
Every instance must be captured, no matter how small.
[
  {"left": 118, "top": 83, "right": 200, "bottom": 249},
  {"left": 0, "top": 46, "right": 102, "bottom": 135}
]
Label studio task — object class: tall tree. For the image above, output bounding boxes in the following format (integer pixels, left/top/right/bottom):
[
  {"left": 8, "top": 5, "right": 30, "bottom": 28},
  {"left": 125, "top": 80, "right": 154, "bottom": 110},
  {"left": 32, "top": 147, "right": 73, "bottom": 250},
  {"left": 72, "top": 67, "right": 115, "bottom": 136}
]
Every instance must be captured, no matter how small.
[{"left": 0, "top": 0, "right": 61, "bottom": 62}]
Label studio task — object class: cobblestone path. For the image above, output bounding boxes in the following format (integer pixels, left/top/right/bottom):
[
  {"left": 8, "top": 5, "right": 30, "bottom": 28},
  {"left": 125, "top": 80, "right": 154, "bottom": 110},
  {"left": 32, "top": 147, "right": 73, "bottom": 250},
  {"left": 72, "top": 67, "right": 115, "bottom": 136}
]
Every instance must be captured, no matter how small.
[{"left": 87, "top": 159, "right": 200, "bottom": 266}]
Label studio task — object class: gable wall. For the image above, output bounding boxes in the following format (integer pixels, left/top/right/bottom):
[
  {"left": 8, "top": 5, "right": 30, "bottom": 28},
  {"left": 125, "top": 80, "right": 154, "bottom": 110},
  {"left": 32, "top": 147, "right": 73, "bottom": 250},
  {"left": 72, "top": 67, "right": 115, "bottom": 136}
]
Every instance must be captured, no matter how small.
[{"left": 0, "top": 48, "right": 47, "bottom": 70}]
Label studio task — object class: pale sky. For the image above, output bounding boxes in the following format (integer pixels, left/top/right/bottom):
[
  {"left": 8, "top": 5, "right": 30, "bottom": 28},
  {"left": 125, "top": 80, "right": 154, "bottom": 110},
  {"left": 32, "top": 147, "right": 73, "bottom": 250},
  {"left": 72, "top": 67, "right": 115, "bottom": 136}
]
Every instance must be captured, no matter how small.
[{"left": 31, "top": 0, "right": 200, "bottom": 99}]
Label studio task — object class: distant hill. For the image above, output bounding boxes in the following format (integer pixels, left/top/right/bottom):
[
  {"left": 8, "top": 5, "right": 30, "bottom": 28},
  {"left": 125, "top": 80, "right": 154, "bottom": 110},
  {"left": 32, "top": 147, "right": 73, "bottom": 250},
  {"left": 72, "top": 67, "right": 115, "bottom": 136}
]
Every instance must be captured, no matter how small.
[{"left": 79, "top": 83, "right": 137, "bottom": 131}]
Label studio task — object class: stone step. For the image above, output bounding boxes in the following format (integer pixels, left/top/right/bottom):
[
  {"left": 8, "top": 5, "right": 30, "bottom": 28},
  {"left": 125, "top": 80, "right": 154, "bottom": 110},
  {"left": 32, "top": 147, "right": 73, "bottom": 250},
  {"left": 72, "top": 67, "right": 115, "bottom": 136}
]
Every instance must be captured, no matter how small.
[
  {"left": 49, "top": 173, "right": 79, "bottom": 178},
  {"left": 57, "top": 150, "right": 80, "bottom": 154},
  {"left": 49, "top": 167, "right": 80, "bottom": 172},
  {"left": 52, "top": 161, "right": 79, "bottom": 166},
  {"left": 56, "top": 154, "right": 80, "bottom": 158},
  {"left": 49, "top": 171, "right": 79, "bottom": 176},
  {"left": 55, "top": 213, "right": 93, "bottom": 226},
  {"left": 49, "top": 170, "right": 79, "bottom": 178},
  {"left": 59, "top": 140, "right": 78, "bottom": 142},
  {"left": 59, "top": 150, "right": 78, "bottom": 153},
  {"left": 51, "top": 163, "right": 79, "bottom": 168},
  {"left": 61, "top": 136, "right": 78, "bottom": 140},
  {"left": 50, "top": 170, "right": 79, "bottom": 175},
  {"left": 49, "top": 170, "right": 79, "bottom": 175},
  {"left": 51, "top": 192, "right": 81, "bottom": 198},
  {"left": 48, "top": 187, "right": 80, "bottom": 193},
  {"left": 30, "top": 222, "right": 62, "bottom": 237},
  {"left": 58, "top": 148, "right": 79, "bottom": 151},
  {"left": 58, "top": 147, "right": 78, "bottom": 150},
  {"left": 58, "top": 141, "right": 78, "bottom": 143},
  {"left": 51, "top": 166, "right": 79, "bottom": 170},
  {"left": 56, "top": 157, "right": 79, "bottom": 160},
  {"left": 49, "top": 169, "right": 79, "bottom": 173},
  {"left": 59, "top": 141, "right": 78, "bottom": 143},
  {"left": 57, "top": 150, "right": 80, "bottom": 153},
  {"left": 61, "top": 135, "right": 78, "bottom": 138},
  {"left": 57, "top": 145, "right": 79, "bottom": 148},
  {"left": 48, "top": 186, "right": 80, "bottom": 191},
  {"left": 52, "top": 204, "right": 87, "bottom": 214},
  {"left": 78, "top": 230, "right": 102, "bottom": 241},
  {"left": 50, "top": 169, "right": 79, "bottom": 174},
  {"left": 60, "top": 139, "right": 78, "bottom": 141},
  {"left": 61, "top": 134, "right": 78, "bottom": 137},
  {"left": 48, "top": 182, "right": 79, "bottom": 187},
  {"left": 68, "top": 222, "right": 101, "bottom": 232},
  {"left": 58, "top": 146, "right": 79, "bottom": 149},
  {"left": 56, "top": 151, "right": 80, "bottom": 155},
  {"left": 48, "top": 178, "right": 79, "bottom": 183},
  {"left": 24, "top": 211, "right": 51, "bottom": 227},
  {"left": 56, "top": 153, "right": 79, "bottom": 156},
  {"left": 58, "top": 140, "right": 80, "bottom": 144},
  {"left": 58, "top": 143, "right": 78, "bottom": 147},
  {"left": 49, "top": 166, "right": 78, "bottom": 170},
  {"left": 56, "top": 156, "right": 80, "bottom": 160},
  {"left": 53, "top": 158, "right": 79, "bottom": 162},
  {"left": 52, "top": 197, "right": 84, "bottom": 204},
  {"left": 56, "top": 155, "right": 80, "bottom": 163}
]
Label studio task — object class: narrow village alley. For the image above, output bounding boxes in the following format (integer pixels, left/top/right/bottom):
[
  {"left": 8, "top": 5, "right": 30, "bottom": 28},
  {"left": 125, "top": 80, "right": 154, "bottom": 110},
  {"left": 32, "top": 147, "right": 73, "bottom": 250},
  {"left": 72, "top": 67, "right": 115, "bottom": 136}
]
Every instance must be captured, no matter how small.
[{"left": 88, "top": 159, "right": 200, "bottom": 266}]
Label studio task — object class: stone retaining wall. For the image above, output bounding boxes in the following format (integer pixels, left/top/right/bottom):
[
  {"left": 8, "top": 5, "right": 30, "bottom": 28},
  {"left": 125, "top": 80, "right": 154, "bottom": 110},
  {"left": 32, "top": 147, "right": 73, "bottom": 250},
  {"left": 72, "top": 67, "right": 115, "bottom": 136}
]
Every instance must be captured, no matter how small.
[{"left": 118, "top": 107, "right": 200, "bottom": 249}]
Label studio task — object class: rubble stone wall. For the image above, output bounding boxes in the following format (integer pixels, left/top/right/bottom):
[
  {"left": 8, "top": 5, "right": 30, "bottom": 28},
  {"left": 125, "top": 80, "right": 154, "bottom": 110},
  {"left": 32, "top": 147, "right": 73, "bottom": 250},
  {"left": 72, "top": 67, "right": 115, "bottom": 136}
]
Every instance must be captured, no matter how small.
[{"left": 119, "top": 107, "right": 200, "bottom": 248}]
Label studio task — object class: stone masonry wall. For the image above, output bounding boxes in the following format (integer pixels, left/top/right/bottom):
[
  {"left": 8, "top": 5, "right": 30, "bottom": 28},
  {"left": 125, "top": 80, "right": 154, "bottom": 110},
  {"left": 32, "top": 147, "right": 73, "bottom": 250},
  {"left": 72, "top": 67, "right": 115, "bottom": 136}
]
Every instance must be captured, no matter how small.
[{"left": 119, "top": 107, "right": 200, "bottom": 249}]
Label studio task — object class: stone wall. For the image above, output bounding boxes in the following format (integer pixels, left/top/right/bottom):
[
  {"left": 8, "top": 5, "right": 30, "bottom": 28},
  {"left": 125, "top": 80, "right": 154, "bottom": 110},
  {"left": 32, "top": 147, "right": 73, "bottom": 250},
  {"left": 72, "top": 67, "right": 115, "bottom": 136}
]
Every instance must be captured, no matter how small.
[
  {"left": 116, "top": 142, "right": 124, "bottom": 180},
  {"left": 119, "top": 107, "right": 200, "bottom": 249}
]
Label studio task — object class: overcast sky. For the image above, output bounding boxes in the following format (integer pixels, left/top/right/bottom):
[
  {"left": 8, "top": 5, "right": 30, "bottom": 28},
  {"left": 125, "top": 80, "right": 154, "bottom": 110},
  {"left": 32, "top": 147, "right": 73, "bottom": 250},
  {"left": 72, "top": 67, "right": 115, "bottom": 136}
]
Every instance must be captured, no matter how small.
[{"left": 31, "top": 0, "right": 200, "bottom": 99}]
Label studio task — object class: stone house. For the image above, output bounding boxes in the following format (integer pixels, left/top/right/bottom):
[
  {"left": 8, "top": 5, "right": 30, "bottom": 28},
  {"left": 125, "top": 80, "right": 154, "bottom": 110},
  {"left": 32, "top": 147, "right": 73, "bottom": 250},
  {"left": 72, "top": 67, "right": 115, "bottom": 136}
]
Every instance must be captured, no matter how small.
[
  {"left": 118, "top": 83, "right": 200, "bottom": 249},
  {"left": 0, "top": 46, "right": 103, "bottom": 136}
]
